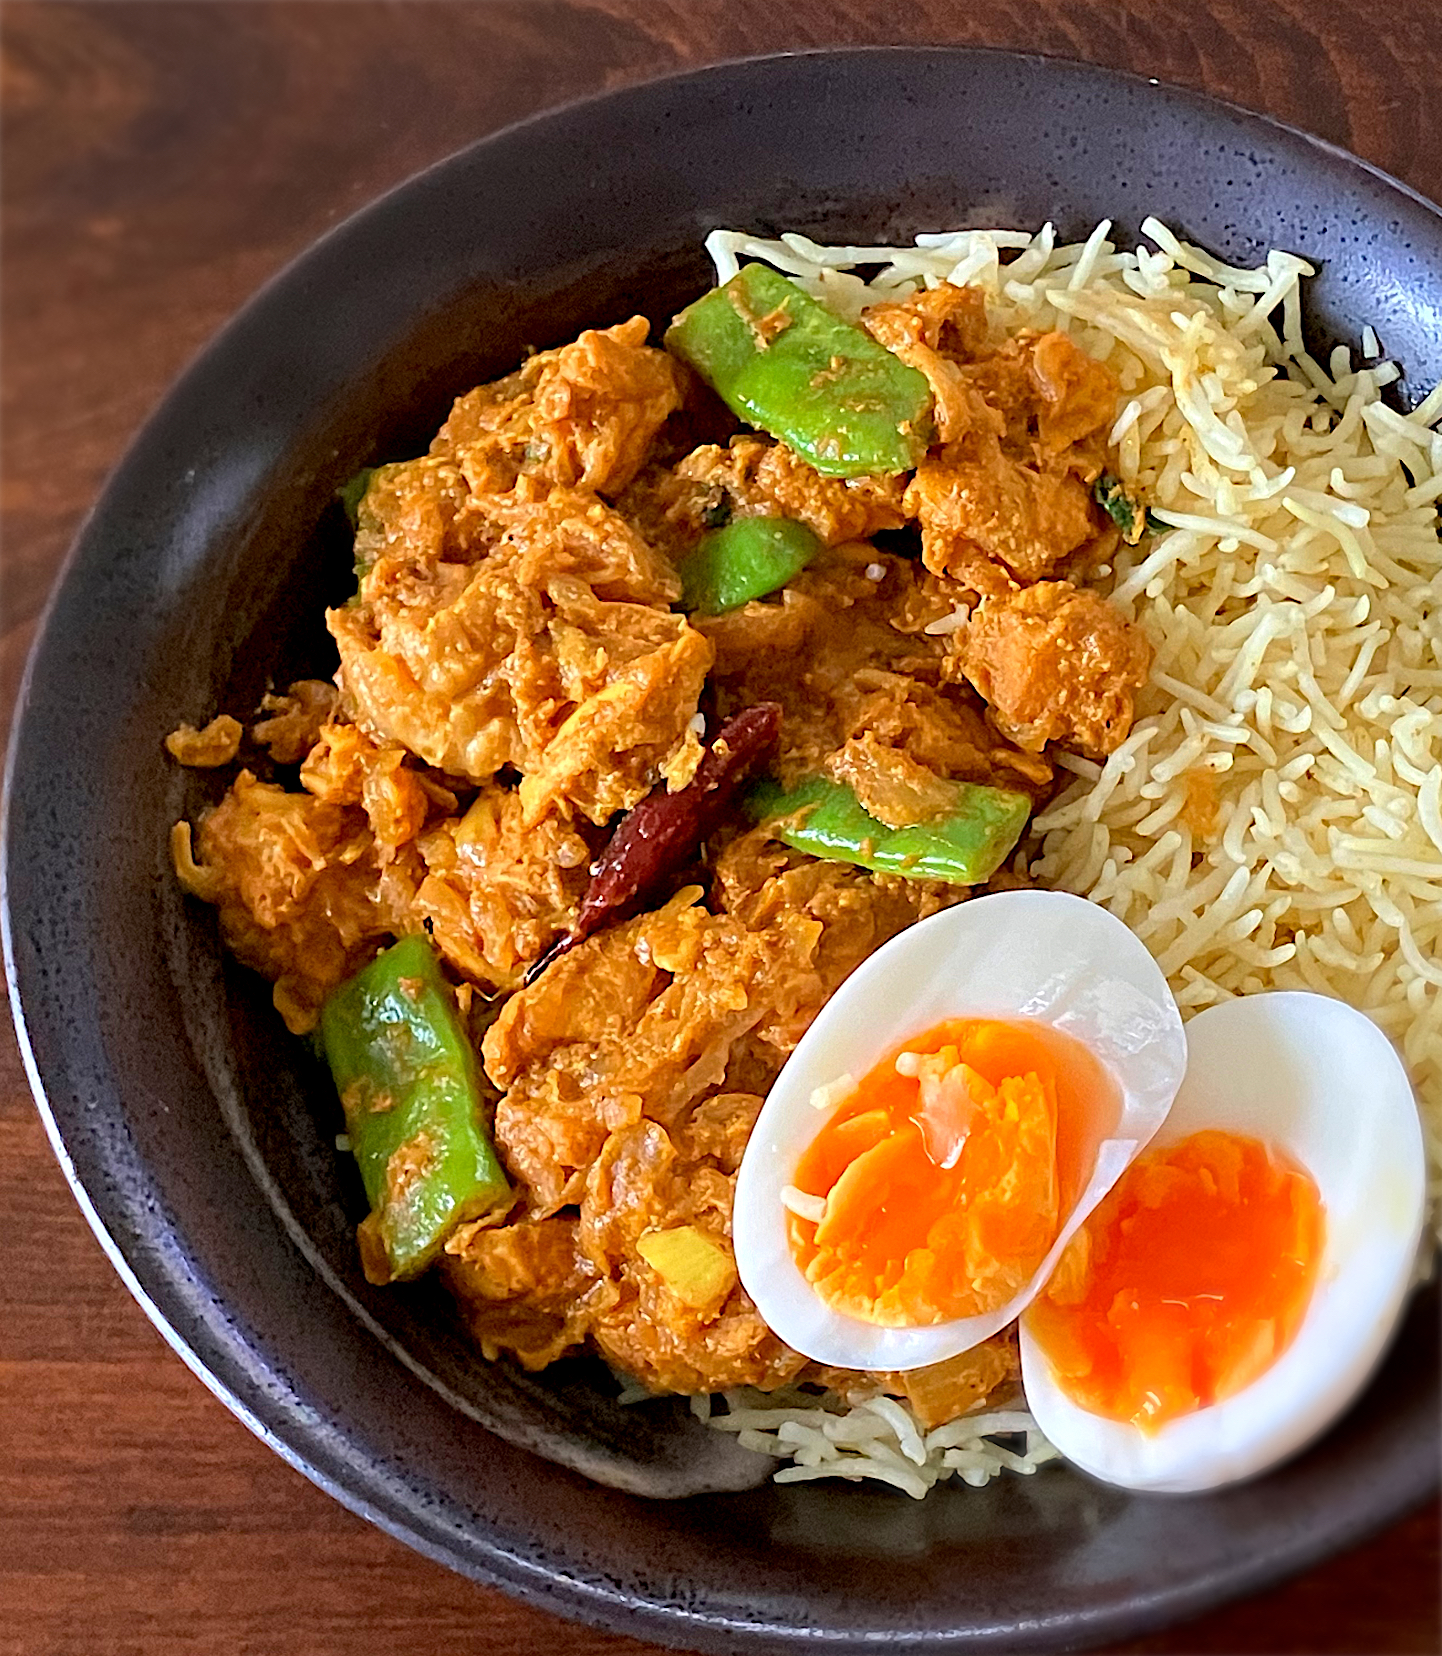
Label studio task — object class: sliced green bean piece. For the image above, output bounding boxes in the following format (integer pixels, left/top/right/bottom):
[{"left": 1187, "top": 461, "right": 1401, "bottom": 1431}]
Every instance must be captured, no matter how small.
[
  {"left": 748, "top": 773, "right": 1032, "bottom": 886},
  {"left": 666, "top": 264, "right": 933, "bottom": 477},
  {"left": 319, "top": 934, "right": 510, "bottom": 1282},
  {"left": 679, "top": 516, "right": 823, "bottom": 613}
]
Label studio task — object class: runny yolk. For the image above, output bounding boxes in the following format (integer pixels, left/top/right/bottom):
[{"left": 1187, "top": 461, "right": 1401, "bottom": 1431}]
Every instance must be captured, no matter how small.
[
  {"left": 1025, "top": 1130, "right": 1326, "bottom": 1431},
  {"left": 787, "top": 1018, "right": 1116, "bottom": 1328}
]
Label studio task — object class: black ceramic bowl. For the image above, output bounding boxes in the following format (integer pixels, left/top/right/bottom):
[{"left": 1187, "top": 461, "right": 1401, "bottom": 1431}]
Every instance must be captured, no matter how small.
[{"left": 6, "top": 47, "right": 1440, "bottom": 1654}]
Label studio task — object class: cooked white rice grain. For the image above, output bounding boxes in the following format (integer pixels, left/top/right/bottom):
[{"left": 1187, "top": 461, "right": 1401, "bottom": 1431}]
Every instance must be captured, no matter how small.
[{"left": 695, "top": 1388, "right": 1057, "bottom": 1498}]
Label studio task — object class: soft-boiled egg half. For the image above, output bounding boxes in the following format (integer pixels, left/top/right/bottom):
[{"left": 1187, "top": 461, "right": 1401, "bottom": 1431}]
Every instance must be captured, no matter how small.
[
  {"left": 1020, "top": 992, "right": 1426, "bottom": 1492},
  {"left": 732, "top": 890, "right": 1189, "bottom": 1371},
  {"left": 731, "top": 892, "right": 1429, "bottom": 1492}
]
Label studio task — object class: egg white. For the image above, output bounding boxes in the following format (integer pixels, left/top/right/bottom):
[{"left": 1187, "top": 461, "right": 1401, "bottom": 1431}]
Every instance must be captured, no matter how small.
[
  {"left": 1019, "top": 991, "right": 1428, "bottom": 1493},
  {"left": 732, "top": 889, "right": 1187, "bottom": 1369}
]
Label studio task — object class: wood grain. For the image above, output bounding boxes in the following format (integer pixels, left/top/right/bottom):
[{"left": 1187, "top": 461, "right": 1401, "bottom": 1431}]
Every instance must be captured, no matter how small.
[{"left": 2, "top": 5, "right": 1438, "bottom": 1653}]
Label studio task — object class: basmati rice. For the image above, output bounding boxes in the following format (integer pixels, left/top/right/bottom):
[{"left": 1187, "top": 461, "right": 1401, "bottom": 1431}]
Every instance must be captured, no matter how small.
[{"left": 692, "top": 1387, "right": 1058, "bottom": 1499}]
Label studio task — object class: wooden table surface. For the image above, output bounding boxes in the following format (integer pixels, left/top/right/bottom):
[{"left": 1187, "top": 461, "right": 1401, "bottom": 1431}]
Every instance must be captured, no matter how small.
[{"left": 3, "top": 4, "right": 1439, "bottom": 1653}]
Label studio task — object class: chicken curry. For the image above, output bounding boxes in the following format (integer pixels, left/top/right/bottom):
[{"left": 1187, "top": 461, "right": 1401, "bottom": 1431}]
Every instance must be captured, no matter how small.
[{"left": 170, "top": 271, "right": 1150, "bottom": 1431}]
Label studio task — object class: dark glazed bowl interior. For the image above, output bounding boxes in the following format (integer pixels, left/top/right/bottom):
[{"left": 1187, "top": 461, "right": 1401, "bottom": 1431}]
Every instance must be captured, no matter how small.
[{"left": 6, "top": 48, "right": 1440, "bottom": 1654}]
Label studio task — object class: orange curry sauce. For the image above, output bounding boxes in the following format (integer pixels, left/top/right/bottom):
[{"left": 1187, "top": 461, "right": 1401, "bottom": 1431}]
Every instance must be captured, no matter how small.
[
  {"left": 788, "top": 1018, "right": 1119, "bottom": 1328},
  {"left": 1026, "top": 1130, "right": 1326, "bottom": 1430}
]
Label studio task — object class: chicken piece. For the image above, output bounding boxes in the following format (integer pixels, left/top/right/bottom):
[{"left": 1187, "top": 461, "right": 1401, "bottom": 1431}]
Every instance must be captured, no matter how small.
[
  {"left": 164, "top": 715, "right": 242, "bottom": 768},
  {"left": 331, "top": 485, "right": 712, "bottom": 823},
  {"left": 480, "top": 904, "right": 673, "bottom": 1213},
  {"left": 823, "top": 731, "right": 969, "bottom": 828},
  {"left": 392, "top": 786, "right": 592, "bottom": 989},
  {"left": 583, "top": 1118, "right": 808, "bottom": 1394},
  {"left": 710, "top": 830, "right": 966, "bottom": 1050},
  {"left": 352, "top": 454, "right": 476, "bottom": 576},
  {"left": 484, "top": 846, "right": 950, "bottom": 1216},
  {"left": 442, "top": 1215, "right": 612, "bottom": 1371},
  {"left": 171, "top": 727, "right": 473, "bottom": 1026},
  {"left": 618, "top": 435, "right": 908, "bottom": 572},
  {"left": 865, "top": 301, "right": 1117, "bottom": 590},
  {"left": 954, "top": 581, "right": 1152, "bottom": 757},
  {"left": 864, "top": 284, "right": 1002, "bottom": 446},
  {"left": 1028, "top": 331, "right": 1121, "bottom": 454},
  {"left": 300, "top": 721, "right": 434, "bottom": 865},
  {"left": 433, "top": 316, "right": 687, "bottom": 499},
  {"left": 846, "top": 673, "right": 1052, "bottom": 785},
  {"left": 482, "top": 892, "right": 793, "bottom": 1214},
  {"left": 829, "top": 681, "right": 1053, "bottom": 809},
  {"left": 862, "top": 282, "right": 991, "bottom": 361},
  {"left": 581, "top": 1121, "right": 734, "bottom": 1298},
  {"left": 591, "top": 1289, "right": 806, "bottom": 1395},
  {"left": 512, "top": 622, "right": 711, "bottom": 827},
  {"left": 865, "top": 289, "right": 1117, "bottom": 470},
  {"left": 170, "top": 771, "right": 390, "bottom": 1033},
  {"left": 251, "top": 679, "right": 339, "bottom": 764},
  {"left": 673, "top": 1090, "right": 764, "bottom": 1173},
  {"left": 698, "top": 543, "right": 1050, "bottom": 797},
  {"left": 670, "top": 436, "right": 908, "bottom": 547},
  {"left": 905, "top": 440, "right": 1100, "bottom": 586},
  {"left": 960, "top": 331, "right": 1119, "bottom": 464}
]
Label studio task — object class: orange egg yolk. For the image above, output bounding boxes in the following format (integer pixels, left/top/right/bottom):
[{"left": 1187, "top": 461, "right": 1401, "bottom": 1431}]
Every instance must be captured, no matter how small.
[
  {"left": 787, "top": 1018, "right": 1116, "bottom": 1328},
  {"left": 1026, "top": 1130, "right": 1325, "bottom": 1431}
]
